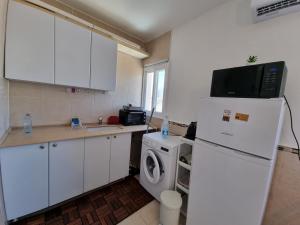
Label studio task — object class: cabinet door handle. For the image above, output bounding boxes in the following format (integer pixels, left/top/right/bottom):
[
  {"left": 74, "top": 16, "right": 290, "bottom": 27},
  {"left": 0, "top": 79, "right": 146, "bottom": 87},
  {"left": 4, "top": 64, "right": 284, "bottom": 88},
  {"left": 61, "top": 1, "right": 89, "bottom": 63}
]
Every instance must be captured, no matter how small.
[
  {"left": 39, "top": 145, "right": 45, "bottom": 149},
  {"left": 52, "top": 143, "right": 57, "bottom": 147},
  {"left": 107, "top": 137, "right": 110, "bottom": 140}
]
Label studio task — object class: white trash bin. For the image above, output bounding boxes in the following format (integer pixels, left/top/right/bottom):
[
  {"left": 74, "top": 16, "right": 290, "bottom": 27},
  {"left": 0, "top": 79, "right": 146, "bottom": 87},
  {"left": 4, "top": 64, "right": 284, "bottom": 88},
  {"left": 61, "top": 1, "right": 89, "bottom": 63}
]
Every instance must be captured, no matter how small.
[{"left": 160, "top": 190, "right": 182, "bottom": 225}]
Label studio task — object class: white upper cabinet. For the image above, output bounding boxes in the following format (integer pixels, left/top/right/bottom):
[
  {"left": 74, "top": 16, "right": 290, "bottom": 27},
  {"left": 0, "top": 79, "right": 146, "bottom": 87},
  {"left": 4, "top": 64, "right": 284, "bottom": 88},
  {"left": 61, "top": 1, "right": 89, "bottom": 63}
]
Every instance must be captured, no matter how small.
[
  {"left": 0, "top": 143, "right": 49, "bottom": 220},
  {"left": 55, "top": 17, "right": 91, "bottom": 88},
  {"left": 5, "top": 0, "right": 54, "bottom": 84},
  {"left": 5, "top": 1, "right": 118, "bottom": 90},
  {"left": 91, "top": 32, "right": 117, "bottom": 91}
]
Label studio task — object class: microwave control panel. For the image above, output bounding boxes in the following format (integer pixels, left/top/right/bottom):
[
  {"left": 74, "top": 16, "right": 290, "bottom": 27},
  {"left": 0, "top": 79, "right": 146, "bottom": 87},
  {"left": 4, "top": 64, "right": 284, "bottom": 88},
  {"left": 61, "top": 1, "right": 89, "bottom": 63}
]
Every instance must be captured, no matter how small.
[{"left": 260, "top": 62, "right": 286, "bottom": 98}]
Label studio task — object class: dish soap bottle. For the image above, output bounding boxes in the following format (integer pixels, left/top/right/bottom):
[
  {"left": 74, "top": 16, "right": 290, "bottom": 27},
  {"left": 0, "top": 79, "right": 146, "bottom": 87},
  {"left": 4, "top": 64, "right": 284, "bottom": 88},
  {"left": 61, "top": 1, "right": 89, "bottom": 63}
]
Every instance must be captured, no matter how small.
[
  {"left": 23, "top": 113, "right": 32, "bottom": 134},
  {"left": 161, "top": 115, "right": 169, "bottom": 138}
]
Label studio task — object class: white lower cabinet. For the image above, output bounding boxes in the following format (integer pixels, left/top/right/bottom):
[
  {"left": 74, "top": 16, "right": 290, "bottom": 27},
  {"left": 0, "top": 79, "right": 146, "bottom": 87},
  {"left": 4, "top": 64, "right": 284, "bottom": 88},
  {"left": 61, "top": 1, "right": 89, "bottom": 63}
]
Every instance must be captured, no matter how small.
[
  {"left": 0, "top": 143, "right": 49, "bottom": 220},
  {"left": 49, "top": 139, "right": 84, "bottom": 206},
  {"left": 84, "top": 136, "right": 111, "bottom": 192},
  {"left": 0, "top": 132, "right": 132, "bottom": 219},
  {"left": 110, "top": 133, "right": 132, "bottom": 182}
]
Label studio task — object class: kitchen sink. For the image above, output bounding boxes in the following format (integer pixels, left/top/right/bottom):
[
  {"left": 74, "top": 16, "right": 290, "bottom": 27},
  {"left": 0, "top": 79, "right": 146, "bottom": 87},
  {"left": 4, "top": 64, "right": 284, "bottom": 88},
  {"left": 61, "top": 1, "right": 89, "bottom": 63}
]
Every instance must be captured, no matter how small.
[{"left": 85, "top": 125, "right": 123, "bottom": 132}]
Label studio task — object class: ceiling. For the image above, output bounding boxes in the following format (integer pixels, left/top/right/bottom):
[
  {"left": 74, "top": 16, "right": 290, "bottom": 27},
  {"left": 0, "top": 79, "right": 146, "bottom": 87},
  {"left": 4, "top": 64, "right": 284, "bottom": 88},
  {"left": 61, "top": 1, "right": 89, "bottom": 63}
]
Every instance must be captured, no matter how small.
[{"left": 58, "top": 0, "right": 229, "bottom": 42}]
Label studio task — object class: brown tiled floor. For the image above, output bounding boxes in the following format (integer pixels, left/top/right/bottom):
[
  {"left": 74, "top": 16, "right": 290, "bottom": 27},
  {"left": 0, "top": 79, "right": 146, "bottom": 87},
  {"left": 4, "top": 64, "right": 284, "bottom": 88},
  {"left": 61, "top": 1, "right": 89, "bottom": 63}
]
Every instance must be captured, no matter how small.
[{"left": 12, "top": 177, "right": 154, "bottom": 225}]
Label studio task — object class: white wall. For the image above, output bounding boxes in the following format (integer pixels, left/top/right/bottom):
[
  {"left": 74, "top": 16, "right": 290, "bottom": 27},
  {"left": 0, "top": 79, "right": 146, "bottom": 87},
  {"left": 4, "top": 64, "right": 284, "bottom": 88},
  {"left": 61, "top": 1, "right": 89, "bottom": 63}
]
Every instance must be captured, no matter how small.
[
  {"left": 0, "top": 1, "right": 9, "bottom": 224},
  {"left": 0, "top": 0, "right": 9, "bottom": 140},
  {"left": 167, "top": 0, "right": 300, "bottom": 148}
]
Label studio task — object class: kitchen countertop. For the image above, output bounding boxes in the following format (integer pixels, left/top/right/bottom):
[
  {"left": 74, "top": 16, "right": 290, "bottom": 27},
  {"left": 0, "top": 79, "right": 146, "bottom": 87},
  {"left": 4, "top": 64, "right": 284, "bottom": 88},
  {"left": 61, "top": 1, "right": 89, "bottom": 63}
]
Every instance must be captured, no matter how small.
[{"left": 0, "top": 124, "right": 154, "bottom": 148}]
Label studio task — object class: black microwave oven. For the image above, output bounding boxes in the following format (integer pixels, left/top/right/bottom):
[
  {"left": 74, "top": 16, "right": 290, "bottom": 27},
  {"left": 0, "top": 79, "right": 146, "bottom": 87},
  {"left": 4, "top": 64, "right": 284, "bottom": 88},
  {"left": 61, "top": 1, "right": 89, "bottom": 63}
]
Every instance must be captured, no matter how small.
[
  {"left": 119, "top": 109, "right": 146, "bottom": 126},
  {"left": 210, "top": 61, "right": 287, "bottom": 98}
]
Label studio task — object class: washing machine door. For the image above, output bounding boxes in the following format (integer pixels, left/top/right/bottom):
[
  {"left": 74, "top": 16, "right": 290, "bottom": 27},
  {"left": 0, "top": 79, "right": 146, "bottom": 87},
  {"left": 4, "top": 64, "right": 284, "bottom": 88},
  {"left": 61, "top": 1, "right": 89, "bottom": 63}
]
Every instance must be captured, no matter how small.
[{"left": 143, "top": 150, "right": 163, "bottom": 184}]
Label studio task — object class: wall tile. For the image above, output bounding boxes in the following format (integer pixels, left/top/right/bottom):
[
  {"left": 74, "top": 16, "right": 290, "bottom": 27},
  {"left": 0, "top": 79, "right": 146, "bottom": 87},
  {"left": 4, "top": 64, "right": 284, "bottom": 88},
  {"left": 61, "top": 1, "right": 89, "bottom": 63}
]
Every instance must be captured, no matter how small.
[
  {"left": 41, "top": 98, "right": 71, "bottom": 125},
  {"left": 40, "top": 83, "right": 70, "bottom": 101},
  {"left": 70, "top": 95, "right": 94, "bottom": 123},
  {"left": 10, "top": 96, "right": 43, "bottom": 127},
  {"left": 10, "top": 81, "right": 42, "bottom": 98}
]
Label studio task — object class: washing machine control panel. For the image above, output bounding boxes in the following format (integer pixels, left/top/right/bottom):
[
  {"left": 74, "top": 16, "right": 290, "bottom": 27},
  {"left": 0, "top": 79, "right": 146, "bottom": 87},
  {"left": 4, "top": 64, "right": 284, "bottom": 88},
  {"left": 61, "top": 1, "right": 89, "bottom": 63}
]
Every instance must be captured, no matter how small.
[
  {"left": 143, "top": 139, "right": 154, "bottom": 148},
  {"left": 143, "top": 138, "right": 173, "bottom": 154},
  {"left": 143, "top": 138, "right": 160, "bottom": 149},
  {"left": 160, "top": 147, "right": 169, "bottom": 152}
]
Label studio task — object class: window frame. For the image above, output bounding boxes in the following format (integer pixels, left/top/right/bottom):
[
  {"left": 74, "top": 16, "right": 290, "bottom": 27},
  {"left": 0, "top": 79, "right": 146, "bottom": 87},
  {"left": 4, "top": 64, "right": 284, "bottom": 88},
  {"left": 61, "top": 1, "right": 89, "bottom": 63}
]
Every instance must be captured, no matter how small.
[{"left": 142, "top": 62, "right": 169, "bottom": 118}]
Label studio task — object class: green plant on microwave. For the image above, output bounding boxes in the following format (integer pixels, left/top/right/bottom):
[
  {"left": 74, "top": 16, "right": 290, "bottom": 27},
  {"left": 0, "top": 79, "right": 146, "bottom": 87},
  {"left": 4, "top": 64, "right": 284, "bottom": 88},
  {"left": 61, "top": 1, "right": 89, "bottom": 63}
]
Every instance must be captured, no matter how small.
[{"left": 247, "top": 56, "right": 258, "bottom": 64}]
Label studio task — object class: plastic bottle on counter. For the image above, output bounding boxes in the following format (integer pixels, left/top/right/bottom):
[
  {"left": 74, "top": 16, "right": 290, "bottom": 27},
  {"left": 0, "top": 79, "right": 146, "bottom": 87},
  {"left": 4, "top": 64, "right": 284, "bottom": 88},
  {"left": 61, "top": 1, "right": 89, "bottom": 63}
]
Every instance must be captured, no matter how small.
[
  {"left": 23, "top": 113, "right": 32, "bottom": 134},
  {"left": 161, "top": 115, "right": 169, "bottom": 138}
]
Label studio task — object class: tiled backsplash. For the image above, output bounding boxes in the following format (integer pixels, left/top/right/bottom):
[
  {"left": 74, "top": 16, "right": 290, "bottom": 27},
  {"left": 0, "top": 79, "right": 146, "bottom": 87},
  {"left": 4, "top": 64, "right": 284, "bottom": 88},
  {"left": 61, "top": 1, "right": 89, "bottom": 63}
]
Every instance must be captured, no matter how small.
[
  {"left": 150, "top": 117, "right": 188, "bottom": 136},
  {"left": 0, "top": 77, "right": 8, "bottom": 136},
  {"left": 9, "top": 52, "right": 143, "bottom": 127}
]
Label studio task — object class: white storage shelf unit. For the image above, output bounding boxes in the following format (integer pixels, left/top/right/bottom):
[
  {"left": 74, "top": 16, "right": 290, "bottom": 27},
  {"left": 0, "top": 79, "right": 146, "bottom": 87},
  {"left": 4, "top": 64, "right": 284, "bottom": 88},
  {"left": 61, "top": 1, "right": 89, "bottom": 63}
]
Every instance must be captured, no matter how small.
[
  {"left": 5, "top": 0, "right": 117, "bottom": 91},
  {"left": 177, "top": 166, "right": 190, "bottom": 193},
  {"left": 175, "top": 137, "right": 194, "bottom": 217}
]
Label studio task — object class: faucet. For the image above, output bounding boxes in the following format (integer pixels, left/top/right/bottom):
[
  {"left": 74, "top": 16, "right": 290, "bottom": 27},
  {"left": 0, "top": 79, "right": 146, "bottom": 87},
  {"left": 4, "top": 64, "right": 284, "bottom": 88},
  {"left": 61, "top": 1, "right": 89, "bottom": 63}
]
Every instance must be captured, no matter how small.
[{"left": 98, "top": 116, "right": 103, "bottom": 125}]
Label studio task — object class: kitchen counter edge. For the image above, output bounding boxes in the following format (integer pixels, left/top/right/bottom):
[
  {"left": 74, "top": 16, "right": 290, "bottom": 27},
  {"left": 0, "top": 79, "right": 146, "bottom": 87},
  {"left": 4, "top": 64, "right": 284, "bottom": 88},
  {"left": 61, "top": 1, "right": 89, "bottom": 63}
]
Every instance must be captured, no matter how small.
[{"left": 0, "top": 125, "right": 156, "bottom": 149}]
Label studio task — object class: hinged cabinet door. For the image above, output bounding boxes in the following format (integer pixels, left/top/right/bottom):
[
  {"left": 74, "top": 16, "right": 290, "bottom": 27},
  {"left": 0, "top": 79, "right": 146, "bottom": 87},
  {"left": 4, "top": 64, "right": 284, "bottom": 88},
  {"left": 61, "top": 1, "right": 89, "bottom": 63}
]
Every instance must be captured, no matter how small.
[
  {"left": 0, "top": 143, "right": 49, "bottom": 220},
  {"left": 187, "top": 140, "right": 272, "bottom": 225},
  {"left": 49, "top": 139, "right": 84, "bottom": 206},
  {"left": 110, "top": 133, "right": 132, "bottom": 182},
  {"left": 196, "top": 98, "right": 285, "bottom": 159},
  {"left": 5, "top": 0, "right": 54, "bottom": 84},
  {"left": 84, "top": 136, "right": 110, "bottom": 192},
  {"left": 55, "top": 17, "right": 91, "bottom": 88},
  {"left": 91, "top": 32, "right": 117, "bottom": 91}
]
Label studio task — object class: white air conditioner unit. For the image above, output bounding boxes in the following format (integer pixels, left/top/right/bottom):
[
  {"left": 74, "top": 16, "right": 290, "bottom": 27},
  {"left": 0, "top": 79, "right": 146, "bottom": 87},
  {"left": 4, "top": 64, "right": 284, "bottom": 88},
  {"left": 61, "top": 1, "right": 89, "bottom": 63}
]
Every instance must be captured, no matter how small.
[{"left": 251, "top": 0, "right": 300, "bottom": 22}]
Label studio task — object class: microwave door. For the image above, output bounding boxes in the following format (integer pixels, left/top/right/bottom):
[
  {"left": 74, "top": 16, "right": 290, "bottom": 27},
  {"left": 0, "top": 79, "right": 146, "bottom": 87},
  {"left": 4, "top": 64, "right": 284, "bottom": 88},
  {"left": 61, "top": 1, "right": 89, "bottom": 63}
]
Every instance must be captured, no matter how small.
[{"left": 211, "top": 66, "right": 264, "bottom": 98}]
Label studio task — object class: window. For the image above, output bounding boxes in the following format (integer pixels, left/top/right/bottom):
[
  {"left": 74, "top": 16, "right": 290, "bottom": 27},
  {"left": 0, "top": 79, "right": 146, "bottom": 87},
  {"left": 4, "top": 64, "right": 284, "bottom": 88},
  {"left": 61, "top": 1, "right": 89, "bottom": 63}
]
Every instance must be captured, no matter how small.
[{"left": 142, "top": 62, "right": 168, "bottom": 117}]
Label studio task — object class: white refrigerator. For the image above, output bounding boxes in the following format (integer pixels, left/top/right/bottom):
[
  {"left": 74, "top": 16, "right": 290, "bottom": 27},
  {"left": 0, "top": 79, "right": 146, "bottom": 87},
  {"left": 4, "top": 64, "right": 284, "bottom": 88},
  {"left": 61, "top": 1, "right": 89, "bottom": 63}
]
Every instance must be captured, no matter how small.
[{"left": 186, "top": 97, "right": 285, "bottom": 225}]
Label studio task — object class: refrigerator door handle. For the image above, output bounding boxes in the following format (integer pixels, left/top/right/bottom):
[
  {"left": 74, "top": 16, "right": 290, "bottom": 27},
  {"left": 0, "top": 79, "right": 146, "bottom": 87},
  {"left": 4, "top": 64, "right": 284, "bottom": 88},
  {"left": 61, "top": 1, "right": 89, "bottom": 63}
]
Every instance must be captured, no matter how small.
[
  {"left": 232, "top": 149, "right": 268, "bottom": 160},
  {"left": 198, "top": 139, "right": 270, "bottom": 162},
  {"left": 197, "top": 139, "right": 219, "bottom": 148}
]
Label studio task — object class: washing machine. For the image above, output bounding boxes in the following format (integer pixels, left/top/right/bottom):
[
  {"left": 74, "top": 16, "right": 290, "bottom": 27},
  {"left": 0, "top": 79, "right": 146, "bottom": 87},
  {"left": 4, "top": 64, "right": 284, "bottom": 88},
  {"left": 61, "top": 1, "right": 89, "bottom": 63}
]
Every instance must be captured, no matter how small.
[{"left": 140, "top": 132, "right": 181, "bottom": 201}]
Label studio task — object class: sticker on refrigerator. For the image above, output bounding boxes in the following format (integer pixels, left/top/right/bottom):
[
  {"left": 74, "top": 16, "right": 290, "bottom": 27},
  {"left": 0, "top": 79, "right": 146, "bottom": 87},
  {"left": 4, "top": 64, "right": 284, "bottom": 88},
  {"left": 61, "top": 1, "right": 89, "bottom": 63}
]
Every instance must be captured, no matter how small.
[
  {"left": 222, "top": 110, "right": 231, "bottom": 122},
  {"left": 235, "top": 113, "right": 249, "bottom": 122}
]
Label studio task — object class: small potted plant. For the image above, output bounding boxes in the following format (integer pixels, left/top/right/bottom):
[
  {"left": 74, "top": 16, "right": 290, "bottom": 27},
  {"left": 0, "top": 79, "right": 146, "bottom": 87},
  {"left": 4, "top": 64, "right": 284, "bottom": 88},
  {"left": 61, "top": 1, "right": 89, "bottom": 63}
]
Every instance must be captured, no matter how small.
[{"left": 247, "top": 56, "right": 258, "bottom": 65}]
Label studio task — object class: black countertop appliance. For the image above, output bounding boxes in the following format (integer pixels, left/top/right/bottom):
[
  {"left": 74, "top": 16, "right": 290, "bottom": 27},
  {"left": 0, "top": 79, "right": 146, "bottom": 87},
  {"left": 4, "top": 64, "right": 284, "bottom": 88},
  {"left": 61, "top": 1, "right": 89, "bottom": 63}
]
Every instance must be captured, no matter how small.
[
  {"left": 210, "top": 61, "right": 287, "bottom": 98},
  {"left": 185, "top": 122, "right": 197, "bottom": 140},
  {"left": 119, "top": 105, "right": 146, "bottom": 126}
]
